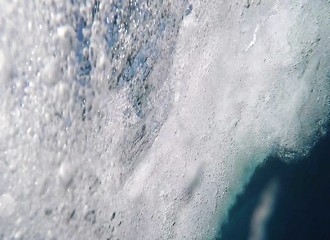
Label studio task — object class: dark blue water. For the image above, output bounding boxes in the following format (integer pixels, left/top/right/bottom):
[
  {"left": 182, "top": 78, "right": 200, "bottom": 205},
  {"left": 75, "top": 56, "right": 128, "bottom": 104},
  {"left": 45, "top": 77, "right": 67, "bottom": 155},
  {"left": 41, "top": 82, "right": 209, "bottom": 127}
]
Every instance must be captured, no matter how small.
[{"left": 217, "top": 131, "right": 330, "bottom": 240}]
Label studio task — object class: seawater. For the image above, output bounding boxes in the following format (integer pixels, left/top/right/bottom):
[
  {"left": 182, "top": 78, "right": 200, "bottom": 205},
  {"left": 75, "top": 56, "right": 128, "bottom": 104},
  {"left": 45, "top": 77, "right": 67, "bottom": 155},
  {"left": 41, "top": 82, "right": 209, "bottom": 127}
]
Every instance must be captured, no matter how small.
[
  {"left": 219, "top": 130, "right": 330, "bottom": 240},
  {"left": 0, "top": 0, "right": 329, "bottom": 239}
]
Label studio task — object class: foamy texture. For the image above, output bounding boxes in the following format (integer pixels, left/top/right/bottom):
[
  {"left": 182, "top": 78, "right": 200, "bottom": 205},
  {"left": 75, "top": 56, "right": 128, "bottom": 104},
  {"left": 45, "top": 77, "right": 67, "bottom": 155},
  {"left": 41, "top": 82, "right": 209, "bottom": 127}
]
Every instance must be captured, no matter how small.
[{"left": 0, "top": 0, "right": 329, "bottom": 239}]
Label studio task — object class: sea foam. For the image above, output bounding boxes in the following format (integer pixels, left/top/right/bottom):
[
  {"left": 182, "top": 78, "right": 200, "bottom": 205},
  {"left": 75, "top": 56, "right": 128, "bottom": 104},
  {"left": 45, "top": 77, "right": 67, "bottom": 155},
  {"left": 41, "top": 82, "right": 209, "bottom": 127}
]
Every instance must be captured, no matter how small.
[{"left": 0, "top": 0, "right": 329, "bottom": 239}]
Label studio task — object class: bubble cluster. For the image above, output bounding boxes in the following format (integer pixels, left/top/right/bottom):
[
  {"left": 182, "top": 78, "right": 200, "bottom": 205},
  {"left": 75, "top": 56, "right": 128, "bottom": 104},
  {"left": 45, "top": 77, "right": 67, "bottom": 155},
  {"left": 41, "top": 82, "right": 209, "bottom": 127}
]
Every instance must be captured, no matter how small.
[{"left": 0, "top": 0, "right": 329, "bottom": 239}]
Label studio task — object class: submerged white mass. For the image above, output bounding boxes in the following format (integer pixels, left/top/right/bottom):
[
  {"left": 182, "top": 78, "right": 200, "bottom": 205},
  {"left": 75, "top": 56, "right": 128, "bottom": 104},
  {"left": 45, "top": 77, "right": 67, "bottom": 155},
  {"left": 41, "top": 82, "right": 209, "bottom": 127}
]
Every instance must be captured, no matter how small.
[{"left": 0, "top": 0, "right": 329, "bottom": 239}]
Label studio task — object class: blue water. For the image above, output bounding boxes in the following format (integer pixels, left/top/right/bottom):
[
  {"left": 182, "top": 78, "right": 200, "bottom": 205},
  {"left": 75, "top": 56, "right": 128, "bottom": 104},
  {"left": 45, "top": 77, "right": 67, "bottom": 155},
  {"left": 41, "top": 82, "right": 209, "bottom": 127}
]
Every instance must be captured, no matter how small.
[{"left": 218, "top": 130, "right": 330, "bottom": 240}]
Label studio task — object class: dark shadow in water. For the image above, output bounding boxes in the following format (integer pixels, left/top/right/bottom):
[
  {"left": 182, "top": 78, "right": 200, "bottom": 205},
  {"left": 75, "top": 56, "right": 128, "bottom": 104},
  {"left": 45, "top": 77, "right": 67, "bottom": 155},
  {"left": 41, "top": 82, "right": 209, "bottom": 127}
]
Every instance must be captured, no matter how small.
[{"left": 217, "top": 131, "right": 330, "bottom": 240}]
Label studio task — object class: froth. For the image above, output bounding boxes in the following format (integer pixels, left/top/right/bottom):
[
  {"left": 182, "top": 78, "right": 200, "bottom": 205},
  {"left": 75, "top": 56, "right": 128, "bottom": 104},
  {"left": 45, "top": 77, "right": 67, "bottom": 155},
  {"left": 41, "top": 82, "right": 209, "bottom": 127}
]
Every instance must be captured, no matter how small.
[{"left": 0, "top": 0, "right": 329, "bottom": 239}]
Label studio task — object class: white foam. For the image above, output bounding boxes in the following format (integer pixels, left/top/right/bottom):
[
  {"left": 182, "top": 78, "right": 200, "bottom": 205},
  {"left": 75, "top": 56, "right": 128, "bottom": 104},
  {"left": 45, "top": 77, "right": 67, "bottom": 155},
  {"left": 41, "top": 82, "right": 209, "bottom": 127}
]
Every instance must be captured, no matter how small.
[
  {"left": 0, "top": 0, "right": 329, "bottom": 239},
  {"left": 248, "top": 180, "right": 279, "bottom": 240},
  {"left": 0, "top": 193, "right": 16, "bottom": 218}
]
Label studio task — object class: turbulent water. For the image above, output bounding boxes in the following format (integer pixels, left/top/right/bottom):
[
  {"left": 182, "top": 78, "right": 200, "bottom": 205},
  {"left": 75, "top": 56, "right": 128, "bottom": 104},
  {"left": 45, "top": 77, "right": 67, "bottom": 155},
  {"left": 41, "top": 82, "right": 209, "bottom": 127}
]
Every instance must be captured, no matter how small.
[{"left": 0, "top": 0, "right": 329, "bottom": 239}]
